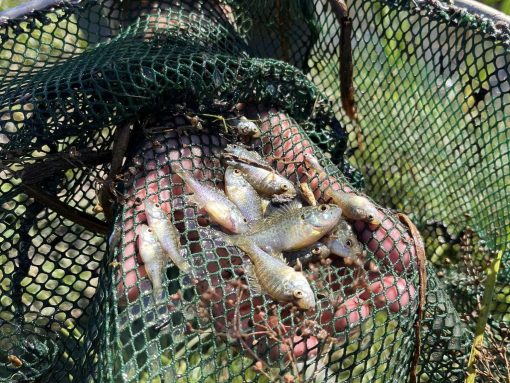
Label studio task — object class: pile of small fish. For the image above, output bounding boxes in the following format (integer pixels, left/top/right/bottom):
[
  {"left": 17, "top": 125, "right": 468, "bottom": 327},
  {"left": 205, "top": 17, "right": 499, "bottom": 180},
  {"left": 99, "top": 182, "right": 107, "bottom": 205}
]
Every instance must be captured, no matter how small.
[{"left": 137, "top": 119, "right": 380, "bottom": 311}]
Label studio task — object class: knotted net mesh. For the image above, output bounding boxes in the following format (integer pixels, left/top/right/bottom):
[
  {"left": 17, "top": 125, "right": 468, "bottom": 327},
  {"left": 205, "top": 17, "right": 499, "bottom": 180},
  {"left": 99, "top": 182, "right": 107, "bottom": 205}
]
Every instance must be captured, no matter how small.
[{"left": 0, "top": 1, "right": 508, "bottom": 382}]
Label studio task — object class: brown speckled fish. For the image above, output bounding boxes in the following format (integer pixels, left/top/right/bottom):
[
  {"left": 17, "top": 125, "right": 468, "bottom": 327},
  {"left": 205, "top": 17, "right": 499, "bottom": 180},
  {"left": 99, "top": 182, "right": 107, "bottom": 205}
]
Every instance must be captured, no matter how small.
[
  {"left": 303, "top": 153, "right": 380, "bottom": 225},
  {"left": 173, "top": 165, "right": 250, "bottom": 234},
  {"left": 145, "top": 200, "right": 191, "bottom": 273},
  {"left": 224, "top": 166, "right": 264, "bottom": 222},
  {"left": 241, "top": 242, "right": 316, "bottom": 310},
  {"left": 138, "top": 224, "right": 166, "bottom": 300}
]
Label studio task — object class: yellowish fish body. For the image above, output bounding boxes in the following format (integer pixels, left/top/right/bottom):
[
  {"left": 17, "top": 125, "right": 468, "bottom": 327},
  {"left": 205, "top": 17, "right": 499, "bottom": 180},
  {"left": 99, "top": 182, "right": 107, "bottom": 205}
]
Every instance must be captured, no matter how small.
[
  {"left": 138, "top": 224, "right": 166, "bottom": 300},
  {"left": 226, "top": 161, "right": 297, "bottom": 203},
  {"left": 173, "top": 165, "right": 250, "bottom": 233},
  {"left": 241, "top": 242, "right": 315, "bottom": 310},
  {"left": 145, "top": 200, "right": 191, "bottom": 273},
  {"left": 226, "top": 204, "right": 342, "bottom": 254},
  {"left": 303, "top": 153, "right": 380, "bottom": 224},
  {"left": 329, "top": 192, "right": 380, "bottom": 225}
]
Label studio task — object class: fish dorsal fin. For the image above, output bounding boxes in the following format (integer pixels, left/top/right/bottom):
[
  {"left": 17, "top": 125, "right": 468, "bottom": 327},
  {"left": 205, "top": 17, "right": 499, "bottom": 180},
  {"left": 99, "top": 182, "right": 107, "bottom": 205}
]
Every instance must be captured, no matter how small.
[
  {"left": 266, "top": 200, "right": 302, "bottom": 218},
  {"left": 247, "top": 201, "right": 302, "bottom": 232},
  {"left": 243, "top": 260, "right": 262, "bottom": 294},
  {"left": 271, "top": 250, "right": 288, "bottom": 264}
]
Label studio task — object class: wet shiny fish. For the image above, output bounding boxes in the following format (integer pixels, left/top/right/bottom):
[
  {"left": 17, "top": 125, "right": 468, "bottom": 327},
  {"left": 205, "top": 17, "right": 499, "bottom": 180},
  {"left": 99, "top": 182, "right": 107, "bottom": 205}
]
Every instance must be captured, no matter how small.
[
  {"left": 324, "top": 219, "right": 364, "bottom": 262},
  {"left": 224, "top": 166, "right": 263, "bottom": 222},
  {"left": 242, "top": 242, "right": 316, "bottom": 310},
  {"left": 138, "top": 224, "right": 166, "bottom": 300},
  {"left": 226, "top": 161, "right": 297, "bottom": 203},
  {"left": 145, "top": 200, "right": 191, "bottom": 273},
  {"left": 173, "top": 165, "right": 250, "bottom": 233},
  {"left": 303, "top": 153, "right": 380, "bottom": 224},
  {"left": 223, "top": 204, "right": 342, "bottom": 254}
]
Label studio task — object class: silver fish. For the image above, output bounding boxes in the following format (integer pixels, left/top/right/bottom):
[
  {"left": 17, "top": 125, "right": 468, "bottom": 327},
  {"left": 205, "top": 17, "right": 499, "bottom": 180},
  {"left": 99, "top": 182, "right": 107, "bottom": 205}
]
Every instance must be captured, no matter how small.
[
  {"left": 223, "top": 204, "right": 342, "bottom": 254},
  {"left": 138, "top": 224, "right": 166, "bottom": 299},
  {"left": 145, "top": 200, "right": 191, "bottom": 273},
  {"left": 224, "top": 166, "right": 264, "bottom": 222},
  {"left": 173, "top": 165, "right": 250, "bottom": 233},
  {"left": 226, "top": 161, "right": 297, "bottom": 203}
]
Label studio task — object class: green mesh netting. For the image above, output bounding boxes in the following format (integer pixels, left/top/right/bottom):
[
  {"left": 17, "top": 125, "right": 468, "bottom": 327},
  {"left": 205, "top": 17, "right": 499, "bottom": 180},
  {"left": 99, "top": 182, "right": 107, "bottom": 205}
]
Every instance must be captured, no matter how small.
[{"left": 0, "top": 1, "right": 508, "bottom": 382}]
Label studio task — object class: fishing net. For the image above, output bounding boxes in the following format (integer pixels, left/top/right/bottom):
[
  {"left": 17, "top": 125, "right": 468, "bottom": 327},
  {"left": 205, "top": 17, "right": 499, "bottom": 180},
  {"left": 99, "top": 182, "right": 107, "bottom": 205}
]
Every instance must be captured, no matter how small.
[{"left": 0, "top": 0, "right": 508, "bottom": 382}]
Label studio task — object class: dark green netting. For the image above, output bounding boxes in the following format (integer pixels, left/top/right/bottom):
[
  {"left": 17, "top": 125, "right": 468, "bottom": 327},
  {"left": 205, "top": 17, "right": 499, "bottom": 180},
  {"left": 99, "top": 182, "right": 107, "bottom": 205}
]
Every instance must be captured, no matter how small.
[{"left": 0, "top": 0, "right": 508, "bottom": 382}]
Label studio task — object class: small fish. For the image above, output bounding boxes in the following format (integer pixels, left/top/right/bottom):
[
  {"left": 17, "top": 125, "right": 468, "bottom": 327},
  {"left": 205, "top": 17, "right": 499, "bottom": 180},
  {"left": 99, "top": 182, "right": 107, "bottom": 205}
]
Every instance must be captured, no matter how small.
[
  {"left": 284, "top": 242, "right": 331, "bottom": 266},
  {"left": 329, "top": 192, "right": 380, "bottom": 225},
  {"left": 324, "top": 219, "right": 364, "bottom": 262},
  {"left": 173, "top": 165, "right": 250, "bottom": 233},
  {"left": 242, "top": 242, "right": 315, "bottom": 310},
  {"left": 303, "top": 153, "right": 380, "bottom": 224},
  {"left": 138, "top": 224, "right": 166, "bottom": 300},
  {"left": 226, "top": 161, "right": 297, "bottom": 203},
  {"left": 228, "top": 116, "right": 261, "bottom": 138},
  {"left": 224, "top": 166, "right": 264, "bottom": 222},
  {"left": 222, "top": 144, "right": 273, "bottom": 171},
  {"left": 221, "top": 204, "right": 342, "bottom": 254},
  {"left": 145, "top": 200, "right": 191, "bottom": 273}
]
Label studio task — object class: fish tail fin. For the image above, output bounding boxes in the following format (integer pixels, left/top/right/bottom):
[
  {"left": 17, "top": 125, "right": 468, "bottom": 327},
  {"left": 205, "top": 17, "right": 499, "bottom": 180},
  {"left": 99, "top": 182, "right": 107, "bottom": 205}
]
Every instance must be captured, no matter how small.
[{"left": 243, "top": 260, "right": 262, "bottom": 294}]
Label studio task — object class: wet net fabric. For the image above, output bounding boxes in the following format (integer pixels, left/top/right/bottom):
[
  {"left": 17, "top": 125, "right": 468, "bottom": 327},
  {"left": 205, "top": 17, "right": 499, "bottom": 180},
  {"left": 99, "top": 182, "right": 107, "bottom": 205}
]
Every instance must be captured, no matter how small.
[{"left": 0, "top": 1, "right": 508, "bottom": 382}]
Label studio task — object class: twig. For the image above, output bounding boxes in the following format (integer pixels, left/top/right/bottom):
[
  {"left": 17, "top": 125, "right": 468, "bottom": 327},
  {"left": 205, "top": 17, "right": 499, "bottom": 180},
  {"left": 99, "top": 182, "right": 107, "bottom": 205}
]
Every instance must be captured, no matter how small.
[
  {"left": 328, "top": 0, "right": 357, "bottom": 121},
  {"left": 22, "top": 184, "right": 109, "bottom": 234},
  {"left": 397, "top": 213, "right": 426, "bottom": 383},
  {"left": 97, "top": 121, "right": 133, "bottom": 222},
  {"left": 466, "top": 250, "right": 504, "bottom": 383},
  {"left": 20, "top": 150, "right": 112, "bottom": 185}
]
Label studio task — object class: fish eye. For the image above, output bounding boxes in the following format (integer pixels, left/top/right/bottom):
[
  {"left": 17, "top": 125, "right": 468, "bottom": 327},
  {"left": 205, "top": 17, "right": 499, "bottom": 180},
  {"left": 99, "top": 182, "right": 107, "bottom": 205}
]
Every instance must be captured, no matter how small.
[
  {"left": 312, "top": 247, "right": 321, "bottom": 255},
  {"left": 281, "top": 184, "right": 289, "bottom": 191},
  {"left": 233, "top": 169, "right": 242, "bottom": 175},
  {"left": 155, "top": 203, "right": 160, "bottom": 207},
  {"left": 293, "top": 290, "right": 304, "bottom": 298},
  {"left": 319, "top": 205, "right": 328, "bottom": 211},
  {"left": 346, "top": 239, "right": 353, "bottom": 247},
  {"left": 243, "top": 218, "right": 248, "bottom": 223},
  {"left": 368, "top": 214, "right": 374, "bottom": 222},
  {"left": 300, "top": 214, "right": 306, "bottom": 220}
]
